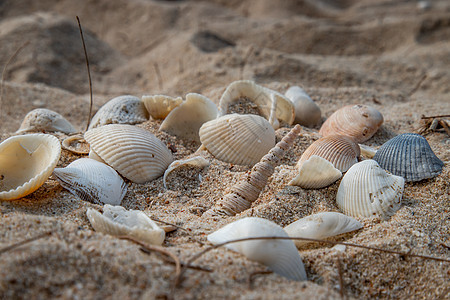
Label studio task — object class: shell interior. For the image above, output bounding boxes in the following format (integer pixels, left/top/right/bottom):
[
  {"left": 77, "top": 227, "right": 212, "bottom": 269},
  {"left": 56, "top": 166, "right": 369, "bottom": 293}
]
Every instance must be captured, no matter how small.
[
  {"left": 61, "top": 134, "right": 90, "bottom": 155},
  {"left": 163, "top": 156, "right": 210, "bottom": 189},
  {"left": 289, "top": 155, "right": 342, "bottom": 189},
  {"left": 142, "top": 95, "right": 183, "bottom": 120},
  {"left": 16, "top": 108, "right": 77, "bottom": 134}
]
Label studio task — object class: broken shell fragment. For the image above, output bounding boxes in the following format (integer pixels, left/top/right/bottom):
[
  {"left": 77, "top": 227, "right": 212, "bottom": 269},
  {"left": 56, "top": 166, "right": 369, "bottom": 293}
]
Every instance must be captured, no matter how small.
[
  {"left": 285, "top": 86, "right": 321, "bottom": 127},
  {"left": 16, "top": 108, "right": 77, "bottom": 134},
  {"left": 61, "top": 134, "right": 90, "bottom": 155},
  {"left": 359, "top": 144, "right": 377, "bottom": 159},
  {"left": 142, "top": 95, "right": 183, "bottom": 120},
  {"left": 163, "top": 156, "right": 209, "bottom": 189},
  {"left": 289, "top": 155, "right": 342, "bottom": 189}
]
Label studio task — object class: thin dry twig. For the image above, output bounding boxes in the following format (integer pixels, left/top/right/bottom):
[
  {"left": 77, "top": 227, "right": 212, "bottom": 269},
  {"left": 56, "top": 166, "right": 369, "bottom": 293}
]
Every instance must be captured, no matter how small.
[
  {"left": 421, "top": 114, "right": 450, "bottom": 119},
  {"left": 154, "top": 62, "right": 163, "bottom": 91},
  {"left": 336, "top": 256, "right": 346, "bottom": 299},
  {"left": 408, "top": 73, "right": 427, "bottom": 97},
  {"left": 240, "top": 45, "right": 253, "bottom": 80},
  {"left": 248, "top": 270, "right": 272, "bottom": 289},
  {"left": 150, "top": 216, "right": 188, "bottom": 232},
  {"left": 0, "top": 232, "right": 52, "bottom": 255}
]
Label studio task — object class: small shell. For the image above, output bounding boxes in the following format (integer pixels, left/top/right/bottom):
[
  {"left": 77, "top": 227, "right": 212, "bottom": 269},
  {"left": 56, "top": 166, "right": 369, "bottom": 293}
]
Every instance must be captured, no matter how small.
[
  {"left": 84, "top": 124, "right": 173, "bottom": 184},
  {"left": 160, "top": 93, "right": 218, "bottom": 143},
  {"left": 336, "top": 160, "right": 405, "bottom": 219},
  {"left": 319, "top": 105, "right": 383, "bottom": 143},
  {"left": 297, "top": 135, "right": 360, "bottom": 172},
  {"left": 142, "top": 95, "right": 183, "bottom": 120},
  {"left": 289, "top": 155, "right": 342, "bottom": 189},
  {"left": 0, "top": 134, "right": 61, "bottom": 200},
  {"left": 16, "top": 108, "right": 77, "bottom": 134},
  {"left": 284, "top": 212, "right": 363, "bottom": 248},
  {"left": 285, "top": 86, "right": 321, "bottom": 127},
  {"left": 61, "top": 134, "right": 90, "bottom": 155},
  {"left": 88, "top": 95, "right": 149, "bottom": 130},
  {"left": 373, "top": 133, "right": 444, "bottom": 182},
  {"left": 359, "top": 144, "right": 377, "bottom": 159},
  {"left": 207, "top": 217, "right": 307, "bottom": 281},
  {"left": 53, "top": 158, "right": 127, "bottom": 205},
  {"left": 86, "top": 205, "right": 165, "bottom": 246},
  {"left": 163, "top": 156, "right": 209, "bottom": 189},
  {"left": 199, "top": 114, "right": 275, "bottom": 166}
]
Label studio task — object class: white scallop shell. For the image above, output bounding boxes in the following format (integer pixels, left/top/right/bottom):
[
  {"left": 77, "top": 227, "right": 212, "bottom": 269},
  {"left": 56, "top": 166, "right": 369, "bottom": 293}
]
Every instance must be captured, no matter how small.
[
  {"left": 88, "top": 95, "right": 149, "bottom": 130},
  {"left": 84, "top": 124, "right": 173, "bottom": 184},
  {"left": 284, "top": 212, "right": 363, "bottom": 248},
  {"left": 86, "top": 205, "right": 165, "bottom": 246},
  {"left": 199, "top": 114, "right": 276, "bottom": 166},
  {"left": 289, "top": 155, "right": 342, "bottom": 189},
  {"left": 53, "top": 158, "right": 127, "bottom": 205},
  {"left": 142, "top": 94, "right": 183, "bottom": 120},
  {"left": 336, "top": 160, "right": 405, "bottom": 219},
  {"left": 0, "top": 134, "right": 61, "bottom": 200},
  {"left": 16, "top": 108, "right": 77, "bottom": 134},
  {"left": 163, "top": 156, "right": 209, "bottom": 189},
  {"left": 207, "top": 217, "right": 307, "bottom": 281},
  {"left": 285, "top": 86, "right": 321, "bottom": 127}
]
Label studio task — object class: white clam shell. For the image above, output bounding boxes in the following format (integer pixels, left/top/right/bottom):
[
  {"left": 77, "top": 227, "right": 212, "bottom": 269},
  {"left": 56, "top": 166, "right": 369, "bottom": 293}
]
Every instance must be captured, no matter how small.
[
  {"left": 53, "top": 158, "right": 127, "bottom": 205},
  {"left": 16, "top": 108, "right": 77, "bottom": 134},
  {"left": 289, "top": 155, "right": 342, "bottom": 189},
  {"left": 86, "top": 205, "right": 165, "bottom": 246},
  {"left": 163, "top": 156, "right": 209, "bottom": 189},
  {"left": 84, "top": 124, "right": 173, "bottom": 184},
  {"left": 0, "top": 134, "right": 61, "bottom": 200},
  {"left": 284, "top": 212, "right": 363, "bottom": 248},
  {"left": 207, "top": 217, "right": 307, "bottom": 281},
  {"left": 142, "top": 94, "right": 183, "bottom": 120},
  {"left": 336, "top": 160, "right": 405, "bottom": 219},
  {"left": 285, "top": 86, "right": 321, "bottom": 127}
]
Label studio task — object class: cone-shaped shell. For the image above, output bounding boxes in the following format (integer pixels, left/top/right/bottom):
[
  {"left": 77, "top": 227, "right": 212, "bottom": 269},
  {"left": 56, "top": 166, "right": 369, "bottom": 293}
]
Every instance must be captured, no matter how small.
[
  {"left": 53, "top": 158, "right": 127, "bottom": 205},
  {"left": 297, "top": 135, "right": 360, "bottom": 172},
  {"left": 285, "top": 86, "right": 321, "bottom": 127},
  {"left": 373, "top": 133, "right": 444, "bottom": 182},
  {"left": 88, "top": 95, "right": 149, "bottom": 130},
  {"left": 207, "top": 217, "right": 307, "bottom": 281},
  {"left": 319, "top": 105, "right": 383, "bottom": 143},
  {"left": 86, "top": 205, "right": 165, "bottom": 246},
  {"left": 163, "top": 156, "right": 209, "bottom": 189},
  {"left": 199, "top": 114, "right": 276, "bottom": 166},
  {"left": 289, "top": 155, "right": 342, "bottom": 189},
  {"left": 16, "top": 108, "right": 77, "bottom": 134},
  {"left": 336, "top": 160, "right": 404, "bottom": 219},
  {"left": 84, "top": 124, "right": 173, "bottom": 184},
  {"left": 284, "top": 212, "right": 363, "bottom": 248},
  {"left": 142, "top": 95, "right": 183, "bottom": 120},
  {"left": 0, "top": 134, "right": 61, "bottom": 200}
]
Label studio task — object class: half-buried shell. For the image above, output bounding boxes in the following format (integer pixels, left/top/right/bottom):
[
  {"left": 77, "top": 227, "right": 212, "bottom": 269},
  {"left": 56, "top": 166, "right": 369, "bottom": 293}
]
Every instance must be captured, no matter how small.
[
  {"left": 163, "top": 156, "right": 210, "bottom": 190},
  {"left": 142, "top": 94, "right": 183, "bottom": 120},
  {"left": 289, "top": 155, "right": 342, "bottom": 189},
  {"left": 16, "top": 108, "right": 77, "bottom": 134},
  {"left": 284, "top": 86, "right": 321, "bottom": 127}
]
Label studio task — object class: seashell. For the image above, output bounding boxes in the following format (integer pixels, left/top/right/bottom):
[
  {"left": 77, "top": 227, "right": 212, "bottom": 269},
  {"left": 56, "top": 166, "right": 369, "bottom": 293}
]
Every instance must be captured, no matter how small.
[
  {"left": 359, "top": 144, "right": 377, "bottom": 159},
  {"left": 289, "top": 155, "right": 342, "bottom": 189},
  {"left": 0, "top": 134, "right": 61, "bottom": 200},
  {"left": 205, "top": 125, "right": 301, "bottom": 216},
  {"left": 142, "top": 94, "right": 183, "bottom": 120},
  {"left": 160, "top": 93, "right": 218, "bottom": 143},
  {"left": 296, "top": 135, "right": 360, "bottom": 172},
  {"left": 88, "top": 95, "right": 149, "bottom": 130},
  {"left": 319, "top": 105, "right": 383, "bottom": 143},
  {"left": 16, "top": 108, "right": 77, "bottom": 134},
  {"left": 373, "top": 133, "right": 444, "bottom": 182},
  {"left": 284, "top": 212, "right": 363, "bottom": 248},
  {"left": 199, "top": 114, "right": 276, "bottom": 166},
  {"left": 336, "top": 160, "right": 405, "bottom": 219},
  {"left": 61, "top": 134, "right": 90, "bottom": 155},
  {"left": 53, "top": 158, "right": 127, "bottom": 205},
  {"left": 86, "top": 205, "right": 165, "bottom": 246},
  {"left": 284, "top": 86, "right": 321, "bottom": 127},
  {"left": 219, "top": 80, "right": 295, "bottom": 128},
  {"left": 207, "top": 217, "right": 307, "bottom": 281},
  {"left": 163, "top": 156, "right": 209, "bottom": 189},
  {"left": 84, "top": 124, "right": 173, "bottom": 184}
]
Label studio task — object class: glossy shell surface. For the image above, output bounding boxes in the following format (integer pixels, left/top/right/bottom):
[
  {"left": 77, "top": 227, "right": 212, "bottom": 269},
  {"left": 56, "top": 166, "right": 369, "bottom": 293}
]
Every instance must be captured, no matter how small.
[
  {"left": 289, "top": 155, "right": 342, "bottom": 189},
  {"left": 285, "top": 86, "right": 321, "bottom": 127},
  {"left": 16, "top": 108, "right": 77, "bottom": 134}
]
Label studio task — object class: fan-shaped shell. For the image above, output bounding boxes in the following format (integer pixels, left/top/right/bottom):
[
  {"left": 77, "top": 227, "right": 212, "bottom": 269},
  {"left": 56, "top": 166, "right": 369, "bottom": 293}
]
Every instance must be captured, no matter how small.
[
  {"left": 289, "top": 155, "right": 342, "bottom": 189},
  {"left": 207, "top": 217, "right": 307, "bottom": 281},
  {"left": 297, "top": 135, "right": 360, "bottom": 172},
  {"left": 0, "top": 134, "right": 61, "bottom": 200},
  {"left": 16, "top": 108, "right": 77, "bottom": 134},
  {"left": 199, "top": 114, "right": 275, "bottom": 166},
  {"left": 163, "top": 156, "right": 209, "bottom": 189},
  {"left": 336, "top": 160, "right": 404, "bottom": 219},
  {"left": 319, "top": 105, "right": 383, "bottom": 143},
  {"left": 285, "top": 86, "right": 321, "bottom": 127},
  {"left": 53, "top": 158, "right": 127, "bottom": 205},
  {"left": 84, "top": 124, "right": 173, "bottom": 184},
  {"left": 373, "top": 133, "right": 444, "bottom": 182},
  {"left": 88, "top": 95, "right": 149, "bottom": 130},
  {"left": 284, "top": 212, "right": 363, "bottom": 248},
  {"left": 86, "top": 205, "right": 165, "bottom": 246},
  {"left": 142, "top": 95, "right": 183, "bottom": 120}
]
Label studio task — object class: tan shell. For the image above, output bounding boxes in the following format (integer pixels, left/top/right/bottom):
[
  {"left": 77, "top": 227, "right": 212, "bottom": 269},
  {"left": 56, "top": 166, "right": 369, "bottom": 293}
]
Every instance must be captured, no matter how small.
[
  {"left": 297, "top": 135, "right": 360, "bottom": 172},
  {"left": 61, "top": 134, "right": 90, "bottom": 155},
  {"left": 319, "top": 104, "right": 383, "bottom": 143},
  {"left": 0, "top": 134, "right": 61, "bottom": 200},
  {"left": 84, "top": 124, "right": 173, "bottom": 184},
  {"left": 163, "top": 156, "right": 210, "bottom": 189},
  {"left": 142, "top": 95, "right": 183, "bottom": 120},
  {"left": 285, "top": 86, "right": 321, "bottom": 127},
  {"left": 289, "top": 155, "right": 342, "bottom": 189},
  {"left": 16, "top": 108, "right": 77, "bottom": 134},
  {"left": 199, "top": 114, "right": 276, "bottom": 166}
]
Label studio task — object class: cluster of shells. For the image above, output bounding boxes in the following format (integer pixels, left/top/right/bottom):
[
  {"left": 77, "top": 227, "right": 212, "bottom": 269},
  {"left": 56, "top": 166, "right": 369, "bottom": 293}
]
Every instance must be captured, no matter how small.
[{"left": 0, "top": 80, "right": 445, "bottom": 280}]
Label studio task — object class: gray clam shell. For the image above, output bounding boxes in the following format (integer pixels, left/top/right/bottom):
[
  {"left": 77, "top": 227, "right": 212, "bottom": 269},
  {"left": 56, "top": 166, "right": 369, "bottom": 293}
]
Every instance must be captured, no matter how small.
[{"left": 373, "top": 133, "right": 444, "bottom": 182}]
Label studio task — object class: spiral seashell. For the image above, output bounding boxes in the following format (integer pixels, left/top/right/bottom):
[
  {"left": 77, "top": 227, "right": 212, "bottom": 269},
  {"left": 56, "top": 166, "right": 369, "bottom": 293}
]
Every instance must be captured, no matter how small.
[
  {"left": 163, "top": 156, "right": 210, "bottom": 189},
  {"left": 284, "top": 86, "right": 321, "bottom": 127},
  {"left": 373, "top": 133, "right": 444, "bottom": 182},
  {"left": 88, "top": 95, "right": 149, "bottom": 130},
  {"left": 53, "top": 158, "right": 127, "bottom": 205},
  {"left": 16, "top": 108, "right": 77, "bottom": 134},
  {"left": 84, "top": 124, "right": 173, "bottom": 184},
  {"left": 296, "top": 135, "right": 360, "bottom": 172},
  {"left": 336, "top": 160, "right": 405, "bottom": 219},
  {"left": 142, "top": 94, "right": 183, "bottom": 120},
  {"left": 205, "top": 125, "right": 301, "bottom": 216},
  {"left": 199, "top": 114, "right": 276, "bottom": 166},
  {"left": 0, "top": 134, "right": 61, "bottom": 200},
  {"left": 319, "top": 104, "right": 383, "bottom": 143},
  {"left": 207, "top": 217, "right": 307, "bottom": 281},
  {"left": 284, "top": 212, "right": 363, "bottom": 248},
  {"left": 87, "top": 205, "right": 165, "bottom": 246},
  {"left": 289, "top": 155, "right": 342, "bottom": 189}
]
